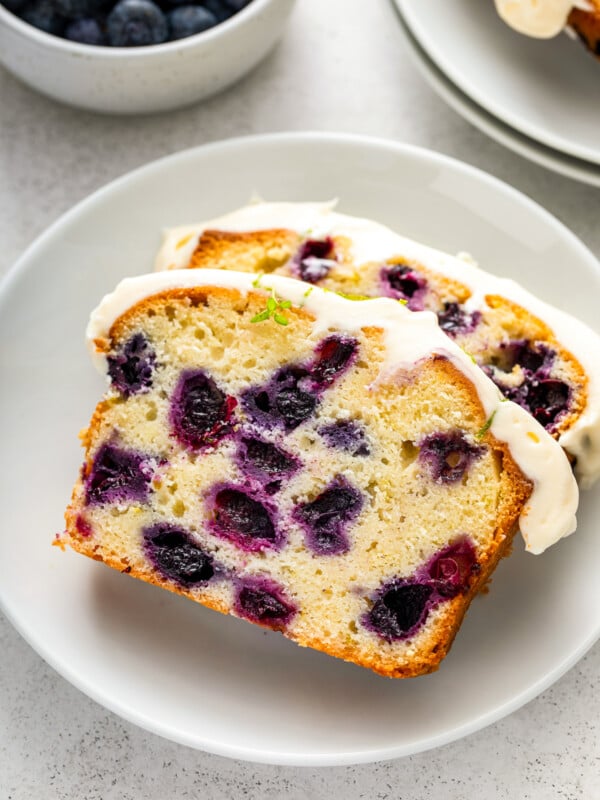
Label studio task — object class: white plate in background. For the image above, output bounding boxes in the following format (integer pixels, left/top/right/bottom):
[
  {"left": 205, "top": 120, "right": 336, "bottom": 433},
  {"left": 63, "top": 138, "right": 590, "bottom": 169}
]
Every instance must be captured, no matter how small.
[
  {"left": 0, "top": 133, "right": 599, "bottom": 766},
  {"left": 395, "top": 0, "right": 600, "bottom": 165},
  {"left": 395, "top": 10, "right": 600, "bottom": 188}
]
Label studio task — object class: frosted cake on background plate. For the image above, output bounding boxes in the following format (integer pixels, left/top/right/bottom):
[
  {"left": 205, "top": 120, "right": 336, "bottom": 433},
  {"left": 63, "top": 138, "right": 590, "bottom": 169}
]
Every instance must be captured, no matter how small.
[
  {"left": 494, "top": 0, "right": 600, "bottom": 57},
  {"left": 155, "top": 201, "right": 600, "bottom": 488}
]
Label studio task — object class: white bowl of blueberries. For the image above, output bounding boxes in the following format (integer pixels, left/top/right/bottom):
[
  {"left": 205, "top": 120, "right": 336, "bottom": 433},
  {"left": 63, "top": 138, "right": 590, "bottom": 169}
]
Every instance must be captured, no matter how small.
[{"left": 0, "top": 0, "right": 296, "bottom": 113}]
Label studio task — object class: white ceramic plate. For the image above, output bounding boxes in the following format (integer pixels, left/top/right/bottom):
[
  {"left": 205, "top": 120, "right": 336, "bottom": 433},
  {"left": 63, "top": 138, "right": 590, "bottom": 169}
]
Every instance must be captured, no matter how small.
[
  {"left": 395, "top": 0, "right": 600, "bottom": 165},
  {"left": 1, "top": 133, "right": 599, "bottom": 767},
  {"left": 395, "top": 9, "right": 600, "bottom": 188}
]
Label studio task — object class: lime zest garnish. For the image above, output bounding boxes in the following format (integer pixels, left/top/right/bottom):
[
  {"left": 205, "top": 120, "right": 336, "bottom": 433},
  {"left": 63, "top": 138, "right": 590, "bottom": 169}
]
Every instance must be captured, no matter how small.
[
  {"left": 475, "top": 410, "right": 497, "bottom": 440},
  {"left": 250, "top": 288, "right": 292, "bottom": 327},
  {"left": 250, "top": 309, "right": 271, "bottom": 324},
  {"left": 336, "top": 291, "right": 371, "bottom": 301}
]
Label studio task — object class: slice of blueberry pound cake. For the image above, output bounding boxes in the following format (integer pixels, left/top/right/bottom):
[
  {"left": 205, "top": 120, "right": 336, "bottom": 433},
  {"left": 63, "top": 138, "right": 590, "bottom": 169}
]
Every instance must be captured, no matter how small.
[
  {"left": 63, "top": 270, "right": 578, "bottom": 678},
  {"left": 156, "top": 202, "right": 600, "bottom": 487}
]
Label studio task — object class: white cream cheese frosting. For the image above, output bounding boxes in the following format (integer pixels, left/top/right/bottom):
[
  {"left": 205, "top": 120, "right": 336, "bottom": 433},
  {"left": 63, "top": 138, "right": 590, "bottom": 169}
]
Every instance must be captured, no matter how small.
[
  {"left": 87, "top": 268, "right": 579, "bottom": 555},
  {"left": 494, "top": 0, "right": 593, "bottom": 39},
  {"left": 154, "top": 201, "right": 600, "bottom": 489}
]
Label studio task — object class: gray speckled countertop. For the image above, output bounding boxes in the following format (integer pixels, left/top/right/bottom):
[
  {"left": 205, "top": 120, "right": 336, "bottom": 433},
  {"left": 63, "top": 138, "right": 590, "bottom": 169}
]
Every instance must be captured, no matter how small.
[{"left": 1, "top": 0, "right": 599, "bottom": 796}]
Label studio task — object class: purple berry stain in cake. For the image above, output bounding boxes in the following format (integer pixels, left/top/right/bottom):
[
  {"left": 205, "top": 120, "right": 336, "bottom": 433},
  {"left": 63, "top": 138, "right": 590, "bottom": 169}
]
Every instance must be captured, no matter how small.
[
  {"left": 75, "top": 514, "right": 93, "bottom": 537},
  {"left": 294, "top": 475, "right": 363, "bottom": 555},
  {"left": 107, "top": 333, "right": 156, "bottom": 396},
  {"left": 521, "top": 379, "right": 570, "bottom": 428},
  {"left": 363, "top": 536, "right": 479, "bottom": 641},
  {"left": 318, "top": 419, "right": 370, "bottom": 456},
  {"left": 293, "top": 237, "right": 337, "bottom": 284},
  {"left": 485, "top": 340, "right": 571, "bottom": 431},
  {"left": 494, "top": 339, "right": 555, "bottom": 376},
  {"left": 234, "top": 576, "right": 297, "bottom": 629},
  {"left": 242, "top": 336, "right": 358, "bottom": 431},
  {"left": 85, "top": 442, "right": 155, "bottom": 506},
  {"left": 243, "top": 365, "right": 317, "bottom": 431},
  {"left": 381, "top": 263, "right": 428, "bottom": 311},
  {"left": 418, "top": 430, "right": 485, "bottom": 484},
  {"left": 309, "top": 335, "right": 358, "bottom": 389},
  {"left": 436, "top": 302, "right": 482, "bottom": 338},
  {"left": 237, "top": 435, "right": 300, "bottom": 488},
  {"left": 424, "top": 537, "right": 479, "bottom": 598},
  {"left": 170, "top": 369, "right": 237, "bottom": 450},
  {"left": 209, "top": 486, "right": 280, "bottom": 551},
  {"left": 143, "top": 523, "right": 216, "bottom": 587}
]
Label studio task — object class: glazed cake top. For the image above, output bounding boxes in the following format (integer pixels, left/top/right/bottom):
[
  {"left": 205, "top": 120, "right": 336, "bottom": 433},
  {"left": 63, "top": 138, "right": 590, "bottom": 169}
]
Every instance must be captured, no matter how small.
[
  {"left": 87, "top": 268, "right": 579, "bottom": 555},
  {"left": 154, "top": 200, "right": 600, "bottom": 489}
]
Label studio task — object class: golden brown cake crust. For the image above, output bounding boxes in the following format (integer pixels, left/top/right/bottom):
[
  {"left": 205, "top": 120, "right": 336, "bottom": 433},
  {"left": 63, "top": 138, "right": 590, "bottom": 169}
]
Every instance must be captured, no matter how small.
[{"left": 190, "top": 229, "right": 300, "bottom": 273}]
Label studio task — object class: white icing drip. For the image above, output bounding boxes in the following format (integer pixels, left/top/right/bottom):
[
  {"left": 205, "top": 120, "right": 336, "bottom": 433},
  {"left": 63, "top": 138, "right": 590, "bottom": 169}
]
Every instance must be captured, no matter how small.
[
  {"left": 87, "top": 268, "right": 579, "bottom": 556},
  {"left": 155, "top": 201, "right": 600, "bottom": 488},
  {"left": 494, "top": 0, "right": 593, "bottom": 39}
]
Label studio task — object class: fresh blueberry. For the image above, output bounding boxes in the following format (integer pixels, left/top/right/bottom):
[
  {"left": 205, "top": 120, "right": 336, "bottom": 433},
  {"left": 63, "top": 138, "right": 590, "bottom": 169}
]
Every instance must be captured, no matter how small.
[
  {"left": 54, "top": 0, "right": 104, "bottom": 18},
  {"left": 20, "top": 0, "right": 66, "bottom": 35},
  {"left": 106, "top": 0, "right": 167, "bottom": 46},
  {"left": 381, "top": 263, "right": 427, "bottom": 310},
  {"left": 310, "top": 335, "right": 357, "bottom": 388},
  {"left": 64, "top": 17, "right": 106, "bottom": 43},
  {"left": 200, "top": 0, "right": 234, "bottom": 21},
  {"left": 222, "top": 0, "right": 251, "bottom": 10},
  {"left": 85, "top": 443, "right": 154, "bottom": 506},
  {"left": 2, "top": 0, "right": 28, "bottom": 12},
  {"left": 170, "top": 369, "right": 237, "bottom": 450},
  {"left": 144, "top": 523, "right": 215, "bottom": 586},
  {"left": 365, "top": 582, "right": 433, "bottom": 641},
  {"left": 294, "top": 476, "right": 363, "bottom": 555},
  {"left": 210, "top": 487, "right": 278, "bottom": 551},
  {"left": 167, "top": 4, "right": 216, "bottom": 38},
  {"left": 107, "top": 333, "right": 156, "bottom": 396},
  {"left": 234, "top": 577, "right": 296, "bottom": 628},
  {"left": 318, "top": 419, "right": 370, "bottom": 456},
  {"left": 418, "top": 430, "right": 484, "bottom": 484},
  {"left": 436, "top": 302, "right": 481, "bottom": 337}
]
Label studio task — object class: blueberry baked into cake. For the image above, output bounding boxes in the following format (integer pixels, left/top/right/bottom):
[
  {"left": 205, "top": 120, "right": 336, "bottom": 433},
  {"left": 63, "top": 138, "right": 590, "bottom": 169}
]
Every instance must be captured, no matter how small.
[
  {"left": 61, "top": 270, "right": 578, "bottom": 678},
  {"left": 156, "top": 202, "right": 600, "bottom": 487}
]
